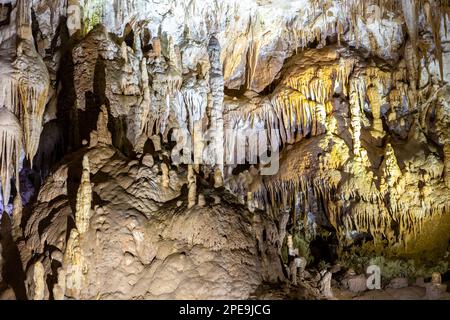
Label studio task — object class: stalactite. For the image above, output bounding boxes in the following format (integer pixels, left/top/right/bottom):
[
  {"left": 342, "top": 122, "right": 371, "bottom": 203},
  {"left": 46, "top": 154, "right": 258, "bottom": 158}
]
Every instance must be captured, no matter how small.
[
  {"left": 17, "top": 0, "right": 32, "bottom": 40},
  {"left": 402, "top": 0, "right": 419, "bottom": 48},
  {"left": 140, "top": 58, "right": 151, "bottom": 138},
  {"left": 224, "top": 56, "right": 358, "bottom": 167},
  {"left": 380, "top": 143, "right": 402, "bottom": 194},
  {"left": 424, "top": 0, "right": 444, "bottom": 80},
  {"left": 349, "top": 80, "right": 364, "bottom": 156},
  {"left": 367, "top": 85, "right": 385, "bottom": 138},
  {"left": 0, "top": 108, "right": 22, "bottom": 212},
  {"left": 14, "top": 40, "right": 50, "bottom": 166}
]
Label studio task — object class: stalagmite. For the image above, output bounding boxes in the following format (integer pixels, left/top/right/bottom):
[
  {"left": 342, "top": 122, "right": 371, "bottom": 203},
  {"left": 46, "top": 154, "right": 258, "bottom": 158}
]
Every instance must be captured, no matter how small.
[
  {"left": 287, "top": 235, "right": 298, "bottom": 257},
  {"left": 198, "top": 193, "right": 206, "bottom": 207},
  {"left": 187, "top": 165, "right": 197, "bottom": 209},
  {"left": 214, "top": 168, "right": 223, "bottom": 188},
  {"left": 290, "top": 260, "right": 298, "bottom": 285},
  {"left": 53, "top": 269, "right": 66, "bottom": 300},
  {"left": 90, "top": 105, "right": 112, "bottom": 147},
  {"left": 64, "top": 229, "right": 84, "bottom": 299},
  {"left": 161, "top": 163, "right": 170, "bottom": 189},
  {"left": 33, "top": 261, "right": 45, "bottom": 300},
  {"left": 12, "top": 195, "right": 22, "bottom": 240},
  {"left": 75, "top": 155, "right": 92, "bottom": 234}
]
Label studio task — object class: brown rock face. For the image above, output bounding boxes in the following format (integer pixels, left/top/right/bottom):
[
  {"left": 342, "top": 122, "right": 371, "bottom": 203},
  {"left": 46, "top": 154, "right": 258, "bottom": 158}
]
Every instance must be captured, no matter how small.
[{"left": 21, "top": 146, "right": 283, "bottom": 299}]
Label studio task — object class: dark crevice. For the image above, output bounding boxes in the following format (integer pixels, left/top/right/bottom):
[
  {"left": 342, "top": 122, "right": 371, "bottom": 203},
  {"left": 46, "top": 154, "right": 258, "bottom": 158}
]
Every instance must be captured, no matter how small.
[{"left": 0, "top": 214, "right": 27, "bottom": 300}]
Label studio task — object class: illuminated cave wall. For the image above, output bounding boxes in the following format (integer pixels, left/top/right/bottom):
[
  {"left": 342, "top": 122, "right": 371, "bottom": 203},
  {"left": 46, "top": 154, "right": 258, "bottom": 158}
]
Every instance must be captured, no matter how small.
[{"left": 0, "top": 0, "right": 449, "bottom": 300}]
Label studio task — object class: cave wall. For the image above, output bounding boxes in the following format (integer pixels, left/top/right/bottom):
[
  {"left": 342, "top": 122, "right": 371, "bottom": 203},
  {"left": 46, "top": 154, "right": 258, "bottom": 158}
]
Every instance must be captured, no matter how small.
[{"left": 0, "top": 0, "right": 449, "bottom": 300}]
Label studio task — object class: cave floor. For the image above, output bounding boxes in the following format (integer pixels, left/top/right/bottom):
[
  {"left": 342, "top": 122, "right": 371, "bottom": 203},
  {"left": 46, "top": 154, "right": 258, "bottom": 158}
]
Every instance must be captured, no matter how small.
[
  {"left": 251, "top": 283, "right": 450, "bottom": 300},
  {"left": 334, "top": 287, "right": 450, "bottom": 300}
]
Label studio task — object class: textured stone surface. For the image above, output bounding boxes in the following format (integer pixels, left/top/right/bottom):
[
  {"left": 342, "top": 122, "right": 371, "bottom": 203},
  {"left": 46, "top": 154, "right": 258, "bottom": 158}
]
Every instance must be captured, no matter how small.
[
  {"left": 21, "top": 145, "right": 283, "bottom": 299},
  {"left": 0, "top": 0, "right": 449, "bottom": 300},
  {"left": 387, "top": 278, "right": 409, "bottom": 289}
]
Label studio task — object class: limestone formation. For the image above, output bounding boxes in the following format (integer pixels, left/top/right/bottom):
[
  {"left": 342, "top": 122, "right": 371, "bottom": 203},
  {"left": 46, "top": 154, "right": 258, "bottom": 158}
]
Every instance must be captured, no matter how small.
[
  {"left": 89, "top": 105, "right": 112, "bottom": 148},
  {"left": 0, "top": 108, "right": 21, "bottom": 212},
  {"left": 0, "top": 0, "right": 448, "bottom": 301},
  {"left": 32, "top": 261, "right": 45, "bottom": 300},
  {"left": 75, "top": 155, "right": 92, "bottom": 234}
]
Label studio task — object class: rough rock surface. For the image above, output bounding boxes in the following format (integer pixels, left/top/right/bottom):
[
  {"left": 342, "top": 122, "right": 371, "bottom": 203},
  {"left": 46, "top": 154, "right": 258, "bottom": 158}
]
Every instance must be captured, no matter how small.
[
  {"left": 21, "top": 145, "right": 283, "bottom": 299},
  {"left": 0, "top": 0, "right": 449, "bottom": 300}
]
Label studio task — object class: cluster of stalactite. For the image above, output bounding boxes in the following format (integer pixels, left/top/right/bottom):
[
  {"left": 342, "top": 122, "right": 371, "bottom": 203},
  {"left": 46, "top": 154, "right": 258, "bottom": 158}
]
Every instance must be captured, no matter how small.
[
  {"left": 0, "top": 0, "right": 50, "bottom": 212},
  {"left": 228, "top": 45, "right": 449, "bottom": 248},
  {"left": 251, "top": 162, "right": 449, "bottom": 248},
  {"left": 0, "top": 0, "right": 448, "bottom": 253}
]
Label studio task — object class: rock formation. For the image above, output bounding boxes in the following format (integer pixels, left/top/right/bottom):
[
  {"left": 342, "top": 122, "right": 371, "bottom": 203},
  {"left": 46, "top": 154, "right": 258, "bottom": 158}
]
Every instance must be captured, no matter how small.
[{"left": 0, "top": 0, "right": 448, "bottom": 300}]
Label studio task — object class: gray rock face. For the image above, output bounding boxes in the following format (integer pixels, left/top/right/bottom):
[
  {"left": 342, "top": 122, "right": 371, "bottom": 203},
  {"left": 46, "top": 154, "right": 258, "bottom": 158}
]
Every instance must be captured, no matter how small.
[
  {"left": 387, "top": 278, "right": 409, "bottom": 290},
  {"left": 425, "top": 283, "right": 448, "bottom": 300}
]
